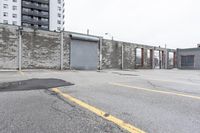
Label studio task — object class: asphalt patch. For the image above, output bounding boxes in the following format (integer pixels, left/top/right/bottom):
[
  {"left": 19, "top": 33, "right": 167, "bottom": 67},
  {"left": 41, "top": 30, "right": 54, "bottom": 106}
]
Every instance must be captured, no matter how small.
[{"left": 0, "top": 78, "right": 74, "bottom": 92}]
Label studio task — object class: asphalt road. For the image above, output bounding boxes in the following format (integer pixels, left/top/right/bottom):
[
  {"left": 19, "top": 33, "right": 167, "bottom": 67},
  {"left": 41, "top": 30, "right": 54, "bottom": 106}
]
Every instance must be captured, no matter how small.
[{"left": 0, "top": 69, "right": 200, "bottom": 133}]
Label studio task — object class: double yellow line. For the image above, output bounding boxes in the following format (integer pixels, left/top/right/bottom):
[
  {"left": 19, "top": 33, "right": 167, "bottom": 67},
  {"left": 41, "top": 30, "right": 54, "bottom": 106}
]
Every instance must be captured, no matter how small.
[{"left": 52, "top": 88, "right": 145, "bottom": 133}]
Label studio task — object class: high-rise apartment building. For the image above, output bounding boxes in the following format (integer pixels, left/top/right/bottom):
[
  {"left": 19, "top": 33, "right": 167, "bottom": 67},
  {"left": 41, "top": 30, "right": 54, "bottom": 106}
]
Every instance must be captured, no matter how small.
[{"left": 0, "top": 0, "right": 65, "bottom": 31}]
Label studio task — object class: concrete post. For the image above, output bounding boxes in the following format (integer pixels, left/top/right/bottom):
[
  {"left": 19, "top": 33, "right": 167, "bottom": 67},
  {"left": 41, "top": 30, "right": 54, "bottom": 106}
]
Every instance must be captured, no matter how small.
[
  {"left": 121, "top": 44, "right": 124, "bottom": 70},
  {"left": 60, "top": 32, "right": 64, "bottom": 70},
  {"left": 18, "top": 30, "right": 22, "bottom": 71},
  {"left": 174, "top": 51, "right": 177, "bottom": 68},
  {"left": 152, "top": 48, "right": 155, "bottom": 69},
  {"left": 99, "top": 37, "right": 103, "bottom": 70},
  {"left": 159, "top": 50, "right": 161, "bottom": 69},
  {"left": 165, "top": 50, "right": 168, "bottom": 69},
  {"left": 162, "top": 51, "right": 164, "bottom": 69},
  {"left": 150, "top": 49, "right": 153, "bottom": 69},
  {"left": 141, "top": 48, "right": 144, "bottom": 67}
]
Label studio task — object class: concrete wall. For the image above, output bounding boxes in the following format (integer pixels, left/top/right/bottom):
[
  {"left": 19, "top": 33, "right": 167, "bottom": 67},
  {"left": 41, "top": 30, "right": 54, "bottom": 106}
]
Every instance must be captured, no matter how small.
[
  {"left": 102, "top": 40, "right": 122, "bottom": 69},
  {"left": 63, "top": 32, "right": 71, "bottom": 69},
  {"left": 0, "top": 24, "right": 71, "bottom": 70},
  {"left": 0, "top": 24, "right": 176, "bottom": 70},
  {"left": 123, "top": 42, "right": 136, "bottom": 69},
  {"left": 22, "top": 28, "right": 61, "bottom": 69},
  {"left": 177, "top": 48, "right": 200, "bottom": 69},
  {"left": 0, "top": 25, "right": 18, "bottom": 69},
  {"left": 101, "top": 40, "right": 171, "bottom": 70}
]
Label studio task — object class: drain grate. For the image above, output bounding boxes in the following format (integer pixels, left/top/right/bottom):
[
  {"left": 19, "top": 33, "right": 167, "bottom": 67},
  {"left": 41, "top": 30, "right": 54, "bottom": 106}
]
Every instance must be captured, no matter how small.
[{"left": 0, "top": 78, "right": 74, "bottom": 92}]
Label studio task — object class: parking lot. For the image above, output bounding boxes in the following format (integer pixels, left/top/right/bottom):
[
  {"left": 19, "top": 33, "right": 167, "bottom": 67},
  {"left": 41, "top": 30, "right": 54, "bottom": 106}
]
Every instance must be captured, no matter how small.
[{"left": 0, "top": 69, "right": 200, "bottom": 133}]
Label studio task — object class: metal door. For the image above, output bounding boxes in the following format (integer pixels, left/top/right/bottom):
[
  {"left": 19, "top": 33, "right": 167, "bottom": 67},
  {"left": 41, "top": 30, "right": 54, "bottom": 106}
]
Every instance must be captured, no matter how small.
[{"left": 70, "top": 40, "right": 98, "bottom": 70}]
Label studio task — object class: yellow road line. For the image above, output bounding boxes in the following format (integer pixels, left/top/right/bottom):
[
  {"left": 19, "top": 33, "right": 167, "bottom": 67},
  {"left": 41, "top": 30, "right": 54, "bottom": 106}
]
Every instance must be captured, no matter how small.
[
  {"left": 52, "top": 88, "right": 145, "bottom": 133},
  {"left": 143, "top": 77, "right": 200, "bottom": 86},
  {"left": 110, "top": 82, "right": 200, "bottom": 100}
]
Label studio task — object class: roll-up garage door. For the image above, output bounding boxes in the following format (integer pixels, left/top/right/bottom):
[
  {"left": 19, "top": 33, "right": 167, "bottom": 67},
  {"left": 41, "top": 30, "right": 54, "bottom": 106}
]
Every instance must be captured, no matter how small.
[{"left": 70, "top": 34, "right": 99, "bottom": 70}]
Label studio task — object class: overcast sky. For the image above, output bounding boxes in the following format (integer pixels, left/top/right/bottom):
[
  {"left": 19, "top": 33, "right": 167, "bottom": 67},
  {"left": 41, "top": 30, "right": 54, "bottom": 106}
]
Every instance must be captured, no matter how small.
[{"left": 65, "top": 0, "right": 200, "bottom": 49}]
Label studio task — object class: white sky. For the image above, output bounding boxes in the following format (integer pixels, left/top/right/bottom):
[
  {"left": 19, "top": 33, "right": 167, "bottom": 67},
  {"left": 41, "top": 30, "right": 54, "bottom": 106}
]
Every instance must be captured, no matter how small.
[{"left": 65, "top": 0, "right": 200, "bottom": 49}]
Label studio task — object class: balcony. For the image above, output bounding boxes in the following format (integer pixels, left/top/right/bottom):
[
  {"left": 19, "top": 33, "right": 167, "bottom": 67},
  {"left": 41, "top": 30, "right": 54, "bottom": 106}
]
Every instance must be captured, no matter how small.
[
  {"left": 26, "top": 0, "right": 49, "bottom": 4},
  {"left": 22, "top": 17, "right": 49, "bottom": 26},
  {"left": 22, "top": 10, "right": 49, "bottom": 18},
  {"left": 22, "top": 1, "right": 49, "bottom": 11}
]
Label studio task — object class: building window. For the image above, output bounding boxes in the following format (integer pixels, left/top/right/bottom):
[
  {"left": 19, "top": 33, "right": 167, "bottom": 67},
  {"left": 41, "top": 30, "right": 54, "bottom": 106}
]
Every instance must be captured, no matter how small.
[
  {"left": 3, "top": 12, "right": 8, "bottom": 17},
  {"left": 3, "top": 20, "right": 8, "bottom": 24},
  {"left": 57, "top": 20, "right": 61, "bottom": 24},
  {"left": 13, "top": 21, "right": 17, "bottom": 25},
  {"left": 58, "top": 0, "right": 61, "bottom": 4},
  {"left": 13, "top": 6, "right": 17, "bottom": 10},
  {"left": 58, "top": 7, "right": 61, "bottom": 11},
  {"left": 13, "top": 14, "right": 17, "bottom": 18},
  {"left": 58, "top": 13, "right": 61, "bottom": 18},
  {"left": 13, "top": 0, "right": 17, "bottom": 2},
  {"left": 3, "top": 4, "right": 8, "bottom": 9}
]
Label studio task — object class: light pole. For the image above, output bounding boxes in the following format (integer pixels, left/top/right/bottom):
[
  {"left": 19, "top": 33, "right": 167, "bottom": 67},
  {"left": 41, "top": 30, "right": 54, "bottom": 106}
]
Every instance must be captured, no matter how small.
[{"left": 105, "top": 33, "right": 113, "bottom": 41}]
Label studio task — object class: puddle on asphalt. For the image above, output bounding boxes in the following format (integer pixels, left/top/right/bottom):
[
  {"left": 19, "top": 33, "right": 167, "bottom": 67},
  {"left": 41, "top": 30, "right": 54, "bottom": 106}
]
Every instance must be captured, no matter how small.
[{"left": 0, "top": 78, "right": 74, "bottom": 92}]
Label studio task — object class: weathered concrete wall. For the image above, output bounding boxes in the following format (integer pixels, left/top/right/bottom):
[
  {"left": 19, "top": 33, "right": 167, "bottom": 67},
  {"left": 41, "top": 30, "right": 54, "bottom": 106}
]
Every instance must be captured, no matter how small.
[
  {"left": 0, "top": 24, "right": 176, "bottom": 70},
  {"left": 101, "top": 40, "right": 158, "bottom": 70},
  {"left": 0, "top": 25, "right": 18, "bottom": 69},
  {"left": 123, "top": 43, "right": 136, "bottom": 69},
  {"left": 102, "top": 40, "right": 122, "bottom": 69},
  {"left": 22, "top": 28, "right": 61, "bottom": 69},
  {"left": 177, "top": 48, "right": 200, "bottom": 69},
  {"left": 0, "top": 24, "right": 71, "bottom": 70},
  {"left": 63, "top": 32, "right": 70, "bottom": 69}
]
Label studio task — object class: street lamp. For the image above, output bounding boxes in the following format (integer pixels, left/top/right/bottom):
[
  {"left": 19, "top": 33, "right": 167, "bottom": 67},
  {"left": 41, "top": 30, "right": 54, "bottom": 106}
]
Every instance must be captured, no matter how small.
[{"left": 105, "top": 33, "right": 113, "bottom": 41}]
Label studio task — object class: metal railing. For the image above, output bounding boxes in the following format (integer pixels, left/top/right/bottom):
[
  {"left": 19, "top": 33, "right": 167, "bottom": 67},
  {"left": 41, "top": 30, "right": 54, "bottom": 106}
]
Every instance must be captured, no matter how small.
[
  {"left": 22, "top": 2, "right": 49, "bottom": 11},
  {"left": 22, "top": 10, "right": 49, "bottom": 18},
  {"left": 22, "top": 18, "right": 49, "bottom": 26}
]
